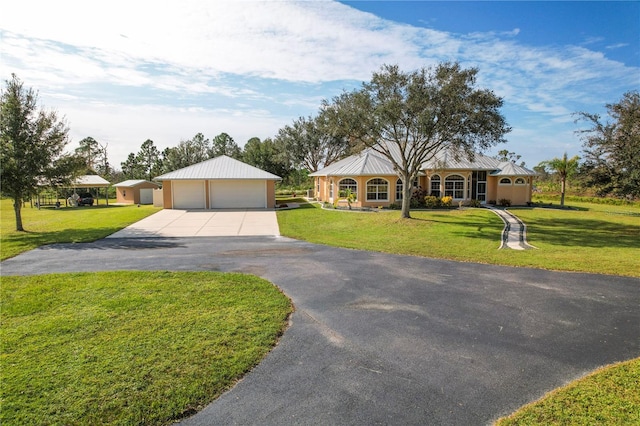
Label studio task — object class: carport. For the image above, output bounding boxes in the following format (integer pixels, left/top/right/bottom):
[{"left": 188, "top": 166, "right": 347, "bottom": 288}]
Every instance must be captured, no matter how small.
[{"left": 35, "top": 175, "right": 110, "bottom": 207}]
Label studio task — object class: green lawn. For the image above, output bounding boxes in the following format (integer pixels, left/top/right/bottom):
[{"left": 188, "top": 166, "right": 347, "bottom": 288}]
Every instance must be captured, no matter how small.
[
  {"left": 1, "top": 198, "right": 159, "bottom": 260},
  {"left": 276, "top": 201, "right": 640, "bottom": 277},
  {"left": 495, "top": 358, "right": 640, "bottom": 425},
  {"left": 1, "top": 271, "right": 292, "bottom": 425}
]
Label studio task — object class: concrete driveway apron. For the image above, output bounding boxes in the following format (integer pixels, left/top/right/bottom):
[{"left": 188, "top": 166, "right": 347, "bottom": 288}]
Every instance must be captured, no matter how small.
[
  {"left": 2, "top": 237, "right": 638, "bottom": 425},
  {"left": 107, "top": 209, "right": 280, "bottom": 238}
]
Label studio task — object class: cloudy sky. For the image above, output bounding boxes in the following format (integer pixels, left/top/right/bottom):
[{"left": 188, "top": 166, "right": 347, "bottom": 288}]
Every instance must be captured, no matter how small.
[{"left": 1, "top": 0, "right": 638, "bottom": 169}]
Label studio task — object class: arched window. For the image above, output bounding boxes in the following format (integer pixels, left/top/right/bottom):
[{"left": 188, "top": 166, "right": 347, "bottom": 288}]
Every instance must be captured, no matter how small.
[
  {"left": 444, "top": 175, "right": 465, "bottom": 199},
  {"left": 366, "top": 178, "right": 389, "bottom": 201},
  {"left": 430, "top": 175, "right": 441, "bottom": 197},
  {"left": 395, "top": 178, "right": 419, "bottom": 200},
  {"left": 339, "top": 178, "right": 358, "bottom": 198},
  {"left": 499, "top": 177, "right": 512, "bottom": 185},
  {"left": 514, "top": 177, "right": 526, "bottom": 185}
]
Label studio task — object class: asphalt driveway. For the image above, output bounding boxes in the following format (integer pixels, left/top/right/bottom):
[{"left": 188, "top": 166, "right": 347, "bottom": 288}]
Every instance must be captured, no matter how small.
[
  {"left": 2, "top": 237, "right": 638, "bottom": 425},
  {"left": 107, "top": 209, "right": 280, "bottom": 238}
]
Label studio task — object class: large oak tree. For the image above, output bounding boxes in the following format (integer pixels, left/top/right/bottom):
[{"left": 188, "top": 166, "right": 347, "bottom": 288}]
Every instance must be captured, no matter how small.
[
  {"left": 1, "top": 75, "right": 74, "bottom": 231},
  {"left": 322, "top": 63, "right": 510, "bottom": 218},
  {"left": 276, "top": 115, "right": 350, "bottom": 172},
  {"left": 576, "top": 91, "right": 640, "bottom": 199}
]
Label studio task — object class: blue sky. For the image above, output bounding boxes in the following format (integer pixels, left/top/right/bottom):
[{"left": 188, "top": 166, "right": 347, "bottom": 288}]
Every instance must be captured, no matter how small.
[{"left": 1, "top": 1, "right": 638, "bottom": 169}]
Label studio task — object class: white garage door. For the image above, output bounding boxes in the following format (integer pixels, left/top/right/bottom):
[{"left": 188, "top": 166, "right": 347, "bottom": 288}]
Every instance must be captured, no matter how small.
[
  {"left": 172, "top": 180, "right": 205, "bottom": 209},
  {"left": 139, "top": 188, "right": 154, "bottom": 205},
  {"left": 210, "top": 180, "right": 266, "bottom": 208}
]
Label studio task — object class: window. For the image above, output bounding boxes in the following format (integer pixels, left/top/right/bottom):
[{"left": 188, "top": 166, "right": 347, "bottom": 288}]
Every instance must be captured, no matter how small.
[
  {"left": 329, "top": 181, "right": 334, "bottom": 198},
  {"left": 339, "top": 178, "right": 358, "bottom": 198},
  {"left": 316, "top": 178, "right": 320, "bottom": 195},
  {"left": 444, "top": 175, "right": 465, "bottom": 199},
  {"left": 395, "top": 178, "right": 419, "bottom": 200},
  {"left": 499, "top": 178, "right": 512, "bottom": 185},
  {"left": 366, "top": 178, "right": 388, "bottom": 201},
  {"left": 430, "top": 175, "right": 441, "bottom": 197},
  {"left": 515, "top": 177, "right": 526, "bottom": 185}
]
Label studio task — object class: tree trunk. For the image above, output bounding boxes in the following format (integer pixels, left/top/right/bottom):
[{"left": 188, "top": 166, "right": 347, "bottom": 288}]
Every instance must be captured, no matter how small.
[
  {"left": 400, "top": 177, "right": 413, "bottom": 219},
  {"left": 560, "top": 177, "right": 566, "bottom": 207},
  {"left": 13, "top": 199, "right": 24, "bottom": 231}
]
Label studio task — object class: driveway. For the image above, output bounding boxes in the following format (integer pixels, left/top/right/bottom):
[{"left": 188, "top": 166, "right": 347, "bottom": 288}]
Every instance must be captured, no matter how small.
[
  {"left": 2, "top": 237, "right": 638, "bottom": 425},
  {"left": 107, "top": 209, "right": 280, "bottom": 238}
]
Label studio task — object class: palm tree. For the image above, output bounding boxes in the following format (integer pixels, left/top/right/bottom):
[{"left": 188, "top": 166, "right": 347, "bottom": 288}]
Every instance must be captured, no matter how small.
[{"left": 542, "top": 152, "right": 580, "bottom": 207}]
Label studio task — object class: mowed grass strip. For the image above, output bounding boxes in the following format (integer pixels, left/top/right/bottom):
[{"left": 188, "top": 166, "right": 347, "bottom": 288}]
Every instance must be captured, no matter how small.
[
  {"left": 509, "top": 201, "right": 640, "bottom": 276},
  {"left": 277, "top": 203, "right": 504, "bottom": 259},
  {"left": 495, "top": 357, "right": 640, "bottom": 425},
  {"left": 276, "top": 202, "right": 640, "bottom": 277},
  {"left": 1, "top": 271, "right": 292, "bottom": 425},
  {"left": 0, "top": 198, "right": 159, "bottom": 260}
]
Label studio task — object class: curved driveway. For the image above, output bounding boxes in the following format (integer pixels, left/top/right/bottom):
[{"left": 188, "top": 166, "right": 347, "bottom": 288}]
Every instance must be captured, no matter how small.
[{"left": 2, "top": 236, "right": 639, "bottom": 425}]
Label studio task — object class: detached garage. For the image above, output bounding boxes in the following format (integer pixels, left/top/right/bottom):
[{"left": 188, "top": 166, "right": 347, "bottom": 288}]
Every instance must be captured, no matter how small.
[
  {"left": 113, "top": 180, "right": 160, "bottom": 205},
  {"left": 154, "top": 155, "right": 281, "bottom": 209}
]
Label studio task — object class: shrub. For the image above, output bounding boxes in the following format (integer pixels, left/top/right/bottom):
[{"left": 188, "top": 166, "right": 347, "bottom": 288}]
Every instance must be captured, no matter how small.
[
  {"left": 468, "top": 199, "right": 482, "bottom": 208},
  {"left": 388, "top": 202, "right": 401, "bottom": 210},
  {"left": 499, "top": 198, "right": 511, "bottom": 207},
  {"left": 440, "top": 196, "right": 453, "bottom": 207},
  {"left": 410, "top": 187, "right": 428, "bottom": 208},
  {"left": 424, "top": 196, "right": 441, "bottom": 208},
  {"left": 488, "top": 200, "right": 496, "bottom": 205}
]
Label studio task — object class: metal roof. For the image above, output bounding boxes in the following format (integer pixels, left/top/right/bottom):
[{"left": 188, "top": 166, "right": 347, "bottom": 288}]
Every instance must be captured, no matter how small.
[
  {"left": 73, "top": 175, "right": 110, "bottom": 187},
  {"left": 113, "top": 180, "right": 160, "bottom": 188},
  {"left": 310, "top": 146, "right": 537, "bottom": 177},
  {"left": 309, "top": 149, "right": 398, "bottom": 177},
  {"left": 154, "top": 155, "right": 282, "bottom": 181},
  {"left": 490, "top": 162, "right": 537, "bottom": 176},
  {"left": 422, "top": 150, "right": 502, "bottom": 170}
]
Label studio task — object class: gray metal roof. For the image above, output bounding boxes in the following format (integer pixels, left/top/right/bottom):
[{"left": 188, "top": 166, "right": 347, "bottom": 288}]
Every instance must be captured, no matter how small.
[
  {"left": 73, "top": 175, "right": 110, "bottom": 187},
  {"left": 422, "top": 150, "right": 502, "bottom": 170},
  {"left": 113, "top": 180, "right": 160, "bottom": 188},
  {"left": 490, "top": 162, "right": 537, "bottom": 176},
  {"left": 309, "top": 149, "right": 397, "bottom": 177},
  {"left": 155, "top": 155, "right": 282, "bottom": 181},
  {"left": 310, "top": 146, "right": 536, "bottom": 177}
]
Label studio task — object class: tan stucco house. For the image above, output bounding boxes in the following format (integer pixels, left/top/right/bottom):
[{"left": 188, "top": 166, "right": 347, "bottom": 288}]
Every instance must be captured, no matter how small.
[
  {"left": 309, "top": 148, "right": 537, "bottom": 208},
  {"left": 113, "top": 180, "right": 160, "bottom": 205},
  {"left": 154, "top": 155, "right": 281, "bottom": 209}
]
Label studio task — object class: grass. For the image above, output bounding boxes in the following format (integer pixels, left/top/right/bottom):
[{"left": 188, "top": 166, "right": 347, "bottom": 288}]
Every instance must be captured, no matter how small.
[
  {"left": 1, "top": 198, "right": 159, "bottom": 260},
  {"left": 276, "top": 200, "right": 640, "bottom": 277},
  {"left": 0, "top": 271, "right": 292, "bottom": 425},
  {"left": 495, "top": 358, "right": 640, "bottom": 425}
]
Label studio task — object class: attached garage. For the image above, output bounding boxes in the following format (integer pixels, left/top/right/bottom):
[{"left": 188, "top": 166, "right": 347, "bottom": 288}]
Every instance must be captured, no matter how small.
[{"left": 154, "top": 155, "right": 281, "bottom": 210}]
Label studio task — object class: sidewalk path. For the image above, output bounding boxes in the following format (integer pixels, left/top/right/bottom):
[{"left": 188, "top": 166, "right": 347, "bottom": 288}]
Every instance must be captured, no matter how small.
[{"left": 486, "top": 206, "right": 536, "bottom": 250}]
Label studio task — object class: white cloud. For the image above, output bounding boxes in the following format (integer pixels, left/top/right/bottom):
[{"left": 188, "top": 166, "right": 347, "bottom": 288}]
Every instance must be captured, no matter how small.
[
  {"left": 606, "top": 43, "right": 629, "bottom": 50},
  {"left": 60, "top": 99, "right": 287, "bottom": 164},
  {"left": 1, "top": 0, "right": 637, "bottom": 167}
]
